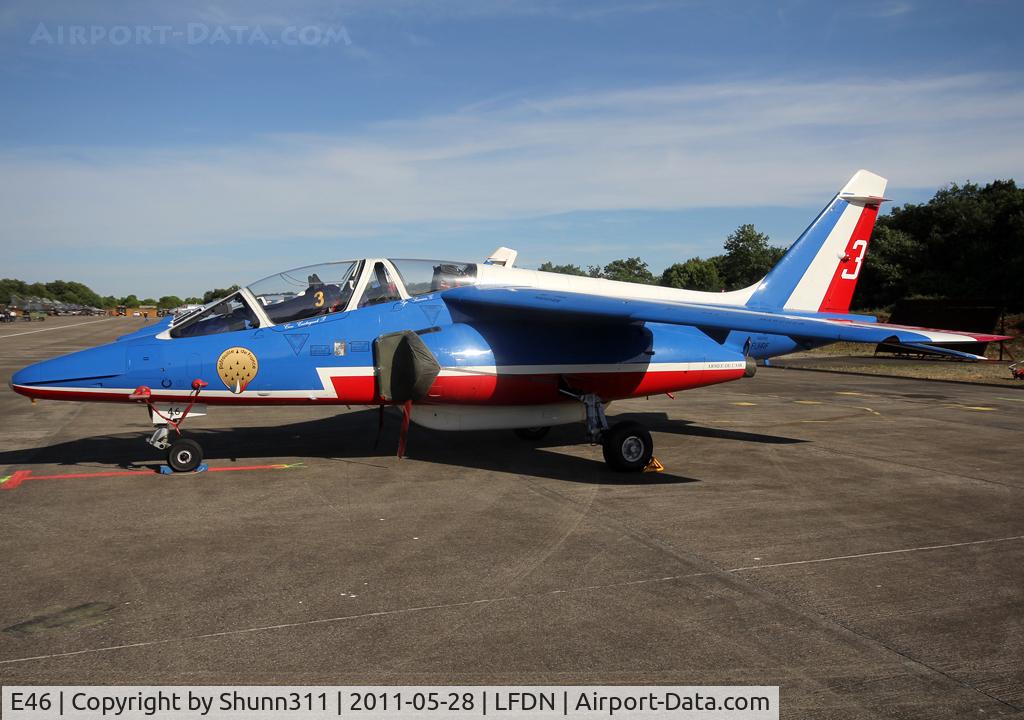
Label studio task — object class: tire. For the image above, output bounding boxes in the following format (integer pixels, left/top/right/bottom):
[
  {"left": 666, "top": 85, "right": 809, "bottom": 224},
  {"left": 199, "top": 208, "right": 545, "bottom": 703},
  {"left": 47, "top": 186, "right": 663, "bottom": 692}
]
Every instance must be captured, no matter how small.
[
  {"left": 167, "top": 439, "right": 203, "bottom": 473},
  {"left": 514, "top": 426, "right": 551, "bottom": 441},
  {"left": 601, "top": 421, "right": 653, "bottom": 472}
]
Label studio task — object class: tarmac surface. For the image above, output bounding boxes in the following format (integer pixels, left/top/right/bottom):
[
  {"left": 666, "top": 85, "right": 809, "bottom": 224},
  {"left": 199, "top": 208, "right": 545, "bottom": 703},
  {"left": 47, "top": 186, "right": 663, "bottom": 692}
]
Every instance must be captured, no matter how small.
[{"left": 1, "top": 317, "right": 1022, "bottom": 719}]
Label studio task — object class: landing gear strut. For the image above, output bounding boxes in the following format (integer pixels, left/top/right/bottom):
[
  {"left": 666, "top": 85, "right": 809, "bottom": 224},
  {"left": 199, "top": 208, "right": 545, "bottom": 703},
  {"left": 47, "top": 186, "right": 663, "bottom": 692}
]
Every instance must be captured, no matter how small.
[
  {"left": 147, "top": 426, "right": 171, "bottom": 451},
  {"left": 580, "top": 392, "right": 609, "bottom": 443}
]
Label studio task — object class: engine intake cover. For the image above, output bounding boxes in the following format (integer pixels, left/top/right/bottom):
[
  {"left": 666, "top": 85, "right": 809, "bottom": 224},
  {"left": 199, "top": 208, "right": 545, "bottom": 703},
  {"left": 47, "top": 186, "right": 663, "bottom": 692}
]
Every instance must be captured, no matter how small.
[{"left": 374, "top": 330, "right": 441, "bottom": 403}]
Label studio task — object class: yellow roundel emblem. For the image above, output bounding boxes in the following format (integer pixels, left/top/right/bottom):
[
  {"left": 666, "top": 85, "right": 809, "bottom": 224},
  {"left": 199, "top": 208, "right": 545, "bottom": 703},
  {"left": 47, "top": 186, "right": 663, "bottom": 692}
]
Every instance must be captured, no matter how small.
[{"left": 217, "top": 347, "right": 259, "bottom": 393}]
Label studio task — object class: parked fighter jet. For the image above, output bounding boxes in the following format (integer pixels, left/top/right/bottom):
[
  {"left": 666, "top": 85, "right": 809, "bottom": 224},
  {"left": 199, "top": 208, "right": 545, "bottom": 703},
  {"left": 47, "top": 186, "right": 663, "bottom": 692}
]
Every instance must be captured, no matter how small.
[{"left": 10, "top": 171, "right": 1008, "bottom": 472}]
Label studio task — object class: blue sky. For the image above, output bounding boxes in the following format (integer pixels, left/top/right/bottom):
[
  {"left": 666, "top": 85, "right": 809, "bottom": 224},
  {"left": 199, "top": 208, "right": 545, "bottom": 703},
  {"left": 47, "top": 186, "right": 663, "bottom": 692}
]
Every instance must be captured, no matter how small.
[{"left": 1, "top": 0, "right": 1022, "bottom": 298}]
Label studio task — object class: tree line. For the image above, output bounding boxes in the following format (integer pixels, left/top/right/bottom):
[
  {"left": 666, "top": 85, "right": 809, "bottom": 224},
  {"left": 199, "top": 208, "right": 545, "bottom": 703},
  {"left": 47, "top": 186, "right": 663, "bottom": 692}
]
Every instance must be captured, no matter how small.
[
  {"left": 540, "top": 223, "right": 785, "bottom": 294},
  {"left": 0, "top": 278, "right": 241, "bottom": 310},
  {"left": 540, "top": 179, "right": 1022, "bottom": 311}
]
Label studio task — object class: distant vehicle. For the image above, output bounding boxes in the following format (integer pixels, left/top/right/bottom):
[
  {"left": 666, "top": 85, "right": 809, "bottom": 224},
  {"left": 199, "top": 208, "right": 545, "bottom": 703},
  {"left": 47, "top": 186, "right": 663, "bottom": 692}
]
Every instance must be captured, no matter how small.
[
  {"left": 10, "top": 171, "right": 1009, "bottom": 473},
  {"left": 173, "top": 304, "right": 203, "bottom": 317}
]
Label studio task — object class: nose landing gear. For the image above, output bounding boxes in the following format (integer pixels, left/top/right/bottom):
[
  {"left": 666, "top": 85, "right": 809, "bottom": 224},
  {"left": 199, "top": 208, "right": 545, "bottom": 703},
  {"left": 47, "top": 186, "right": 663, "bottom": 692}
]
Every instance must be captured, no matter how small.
[{"left": 134, "top": 379, "right": 209, "bottom": 473}]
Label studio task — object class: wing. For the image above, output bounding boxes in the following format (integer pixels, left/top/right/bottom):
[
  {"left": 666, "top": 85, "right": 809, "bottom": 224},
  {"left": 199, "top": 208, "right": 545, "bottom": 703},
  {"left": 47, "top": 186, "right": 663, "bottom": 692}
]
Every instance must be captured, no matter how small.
[{"left": 443, "top": 286, "right": 1008, "bottom": 360}]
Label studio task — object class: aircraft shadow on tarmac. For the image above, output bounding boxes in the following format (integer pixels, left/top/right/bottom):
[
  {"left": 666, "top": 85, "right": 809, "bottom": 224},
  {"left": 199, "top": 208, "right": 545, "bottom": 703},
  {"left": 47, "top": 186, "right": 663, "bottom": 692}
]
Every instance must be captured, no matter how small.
[{"left": 0, "top": 409, "right": 804, "bottom": 487}]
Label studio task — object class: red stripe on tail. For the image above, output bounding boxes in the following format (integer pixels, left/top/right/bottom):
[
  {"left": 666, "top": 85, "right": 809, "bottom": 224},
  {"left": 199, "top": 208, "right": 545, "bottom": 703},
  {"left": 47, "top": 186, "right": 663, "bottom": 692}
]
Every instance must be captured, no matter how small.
[{"left": 818, "top": 204, "right": 879, "bottom": 313}]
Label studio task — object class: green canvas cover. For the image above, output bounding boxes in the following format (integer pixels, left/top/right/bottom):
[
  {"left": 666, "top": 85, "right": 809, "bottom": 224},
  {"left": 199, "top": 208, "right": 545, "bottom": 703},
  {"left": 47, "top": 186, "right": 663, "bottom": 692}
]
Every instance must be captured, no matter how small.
[{"left": 374, "top": 330, "right": 441, "bottom": 403}]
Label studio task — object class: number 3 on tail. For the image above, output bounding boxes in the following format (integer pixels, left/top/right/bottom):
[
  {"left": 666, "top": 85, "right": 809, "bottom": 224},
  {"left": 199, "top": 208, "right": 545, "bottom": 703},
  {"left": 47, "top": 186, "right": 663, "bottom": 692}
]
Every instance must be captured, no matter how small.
[
  {"left": 313, "top": 290, "right": 325, "bottom": 308},
  {"left": 841, "top": 239, "right": 868, "bottom": 280}
]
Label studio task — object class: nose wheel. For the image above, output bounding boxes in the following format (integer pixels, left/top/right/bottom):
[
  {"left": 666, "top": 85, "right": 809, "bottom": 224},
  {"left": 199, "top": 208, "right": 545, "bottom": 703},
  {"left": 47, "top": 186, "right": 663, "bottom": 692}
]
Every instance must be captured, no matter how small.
[{"left": 167, "top": 439, "right": 204, "bottom": 473}]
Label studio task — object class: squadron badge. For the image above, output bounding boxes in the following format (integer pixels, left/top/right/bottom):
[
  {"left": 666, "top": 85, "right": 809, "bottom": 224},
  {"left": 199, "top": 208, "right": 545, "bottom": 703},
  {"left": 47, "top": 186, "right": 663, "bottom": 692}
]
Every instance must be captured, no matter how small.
[{"left": 216, "top": 347, "right": 259, "bottom": 394}]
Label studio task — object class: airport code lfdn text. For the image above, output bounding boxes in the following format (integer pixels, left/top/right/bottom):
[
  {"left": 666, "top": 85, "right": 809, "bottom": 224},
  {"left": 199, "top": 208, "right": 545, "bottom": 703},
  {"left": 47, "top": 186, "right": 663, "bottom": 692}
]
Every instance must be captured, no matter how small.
[{"left": 3, "top": 686, "right": 778, "bottom": 719}]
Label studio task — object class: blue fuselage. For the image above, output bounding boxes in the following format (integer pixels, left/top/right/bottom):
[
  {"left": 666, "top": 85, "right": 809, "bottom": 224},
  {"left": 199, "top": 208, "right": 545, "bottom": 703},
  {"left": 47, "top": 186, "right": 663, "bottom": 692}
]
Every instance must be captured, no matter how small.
[{"left": 10, "top": 294, "right": 809, "bottom": 407}]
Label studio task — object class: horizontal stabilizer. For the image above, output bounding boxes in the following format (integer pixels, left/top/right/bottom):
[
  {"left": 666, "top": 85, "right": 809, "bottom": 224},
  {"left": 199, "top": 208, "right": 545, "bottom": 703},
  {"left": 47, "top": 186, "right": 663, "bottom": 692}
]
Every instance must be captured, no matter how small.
[{"left": 881, "top": 341, "right": 988, "bottom": 361}]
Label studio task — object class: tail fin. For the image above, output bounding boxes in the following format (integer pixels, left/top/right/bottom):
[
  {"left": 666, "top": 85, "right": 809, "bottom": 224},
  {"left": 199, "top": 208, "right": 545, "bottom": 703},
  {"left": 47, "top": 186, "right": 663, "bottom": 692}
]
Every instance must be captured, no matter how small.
[{"left": 746, "top": 170, "right": 887, "bottom": 313}]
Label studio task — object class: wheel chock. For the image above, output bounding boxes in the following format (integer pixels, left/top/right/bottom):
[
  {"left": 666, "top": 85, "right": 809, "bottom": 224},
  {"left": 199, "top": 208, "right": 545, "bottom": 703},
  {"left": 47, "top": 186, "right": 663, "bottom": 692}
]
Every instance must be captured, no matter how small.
[
  {"left": 159, "top": 463, "right": 209, "bottom": 475},
  {"left": 643, "top": 457, "right": 665, "bottom": 473}
]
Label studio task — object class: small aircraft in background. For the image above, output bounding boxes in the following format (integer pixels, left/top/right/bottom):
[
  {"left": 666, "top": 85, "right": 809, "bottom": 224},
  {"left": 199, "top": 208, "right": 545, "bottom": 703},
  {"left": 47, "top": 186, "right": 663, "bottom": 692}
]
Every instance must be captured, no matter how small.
[{"left": 10, "top": 170, "right": 1008, "bottom": 472}]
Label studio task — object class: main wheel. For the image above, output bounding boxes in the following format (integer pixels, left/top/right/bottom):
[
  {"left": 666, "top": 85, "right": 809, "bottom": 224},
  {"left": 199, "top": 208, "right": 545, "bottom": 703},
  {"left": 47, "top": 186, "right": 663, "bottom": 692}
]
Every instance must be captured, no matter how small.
[
  {"left": 167, "top": 438, "right": 203, "bottom": 473},
  {"left": 514, "top": 426, "right": 551, "bottom": 441},
  {"left": 601, "top": 421, "right": 653, "bottom": 472}
]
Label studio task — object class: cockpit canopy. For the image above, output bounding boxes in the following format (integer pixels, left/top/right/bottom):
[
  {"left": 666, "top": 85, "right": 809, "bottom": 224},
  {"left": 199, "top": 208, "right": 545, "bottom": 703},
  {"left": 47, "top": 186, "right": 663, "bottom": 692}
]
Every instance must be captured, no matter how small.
[
  {"left": 168, "top": 258, "right": 477, "bottom": 339},
  {"left": 248, "top": 260, "right": 361, "bottom": 326}
]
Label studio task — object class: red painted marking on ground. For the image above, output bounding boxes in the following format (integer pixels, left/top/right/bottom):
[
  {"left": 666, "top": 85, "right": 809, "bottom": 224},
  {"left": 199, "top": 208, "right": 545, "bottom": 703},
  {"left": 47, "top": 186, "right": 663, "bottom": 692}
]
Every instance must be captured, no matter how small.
[
  {"left": 0, "top": 470, "right": 34, "bottom": 491},
  {"left": 0, "top": 464, "right": 297, "bottom": 491}
]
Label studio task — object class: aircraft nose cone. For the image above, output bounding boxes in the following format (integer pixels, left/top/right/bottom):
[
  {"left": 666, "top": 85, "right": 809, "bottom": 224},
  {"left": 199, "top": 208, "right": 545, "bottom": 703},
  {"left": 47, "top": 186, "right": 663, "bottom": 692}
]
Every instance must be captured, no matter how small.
[{"left": 10, "top": 343, "right": 126, "bottom": 389}]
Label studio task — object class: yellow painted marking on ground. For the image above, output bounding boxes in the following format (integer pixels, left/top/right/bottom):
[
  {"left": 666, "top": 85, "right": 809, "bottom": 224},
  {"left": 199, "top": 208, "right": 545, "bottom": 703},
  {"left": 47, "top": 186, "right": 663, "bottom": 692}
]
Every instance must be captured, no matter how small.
[
  {"left": 857, "top": 406, "right": 881, "bottom": 416},
  {"left": 943, "top": 404, "right": 996, "bottom": 412},
  {"left": 794, "top": 400, "right": 822, "bottom": 405},
  {"left": 835, "top": 391, "right": 866, "bottom": 396},
  {"left": 731, "top": 402, "right": 757, "bottom": 406},
  {"left": 996, "top": 396, "right": 1024, "bottom": 403}
]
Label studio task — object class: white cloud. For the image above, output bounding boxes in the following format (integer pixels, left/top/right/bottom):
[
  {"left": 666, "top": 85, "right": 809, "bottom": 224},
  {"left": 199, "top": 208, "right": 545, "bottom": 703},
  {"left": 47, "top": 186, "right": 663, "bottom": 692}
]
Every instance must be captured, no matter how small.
[
  {"left": 869, "top": 1, "right": 913, "bottom": 18},
  {"left": 1, "top": 73, "right": 1022, "bottom": 254}
]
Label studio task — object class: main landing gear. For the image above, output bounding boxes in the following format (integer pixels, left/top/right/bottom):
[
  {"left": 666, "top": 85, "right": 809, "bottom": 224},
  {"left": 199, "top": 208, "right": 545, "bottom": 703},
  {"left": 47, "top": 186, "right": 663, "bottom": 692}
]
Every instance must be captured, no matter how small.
[
  {"left": 580, "top": 392, "right": 651, "bottom": 472},
  {"left": 511, "top": 393, "right": 658, "bottom": 471},
  {"left": 601, "top": 421, "right": 653, "bottom": 472},
  {"left": 572, "top": 392, "right": 656, "bottom": 472}
]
